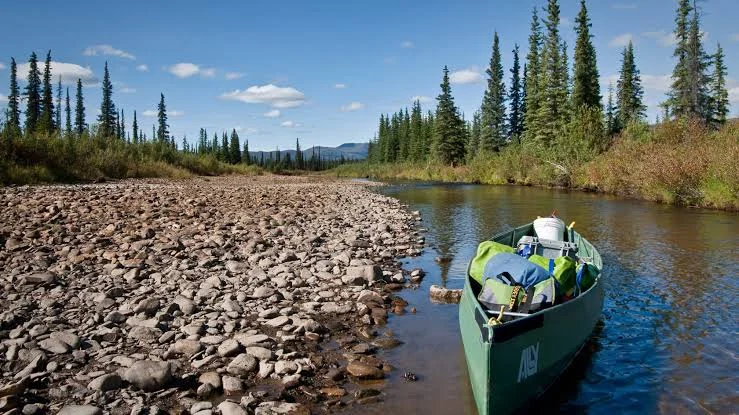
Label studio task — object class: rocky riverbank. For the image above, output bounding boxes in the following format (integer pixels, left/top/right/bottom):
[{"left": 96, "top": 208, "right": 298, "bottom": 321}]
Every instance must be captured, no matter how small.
[{"left": 0, "top": 176, "right": 423, "bottom": 414}]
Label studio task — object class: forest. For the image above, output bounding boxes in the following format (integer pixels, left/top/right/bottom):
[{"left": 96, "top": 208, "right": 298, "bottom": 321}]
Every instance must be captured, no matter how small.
[{"left": 341, "top": 0, "right": 736, "bottom": 210}]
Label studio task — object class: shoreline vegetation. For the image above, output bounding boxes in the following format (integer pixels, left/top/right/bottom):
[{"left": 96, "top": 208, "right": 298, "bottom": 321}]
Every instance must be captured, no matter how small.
[
  {"left": 332, "top": 119, "right": 738, "bottom": 211},
  {"left": 332, "top": 0, "right": 737, "bottom": 212}
]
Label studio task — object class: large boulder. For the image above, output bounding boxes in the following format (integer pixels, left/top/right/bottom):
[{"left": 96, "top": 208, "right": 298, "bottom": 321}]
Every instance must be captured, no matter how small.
[
  {"left": 342, "top": 265, "right": 382, "bottom": 285},
  {"left": 124, "top": 360, "right": 172, "bottom": 391}
]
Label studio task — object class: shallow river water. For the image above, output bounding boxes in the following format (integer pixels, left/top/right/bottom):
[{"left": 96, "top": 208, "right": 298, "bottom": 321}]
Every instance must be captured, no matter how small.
[{"left": 347, "top": 183, "right": 738, "bottom": 414}]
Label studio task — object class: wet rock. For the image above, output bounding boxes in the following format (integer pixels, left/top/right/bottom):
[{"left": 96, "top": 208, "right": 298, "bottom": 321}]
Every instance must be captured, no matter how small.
[
  {"left": 346, "top": 361, "right": 384, "bottom": 379},
  {"left": 429, "top": 285, "right": 462, "bottom": 304}
]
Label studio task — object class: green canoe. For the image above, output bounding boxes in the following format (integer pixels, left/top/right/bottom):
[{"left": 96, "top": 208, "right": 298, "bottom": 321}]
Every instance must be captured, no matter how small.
[{"left": 459, "top": 221, "right": 604, "bottom": 415}]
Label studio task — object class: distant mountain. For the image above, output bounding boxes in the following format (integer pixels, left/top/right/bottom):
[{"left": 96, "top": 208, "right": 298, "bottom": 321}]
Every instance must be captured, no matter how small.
[{"left": 249, "top": 142, "right": 368, "bottom": 161}]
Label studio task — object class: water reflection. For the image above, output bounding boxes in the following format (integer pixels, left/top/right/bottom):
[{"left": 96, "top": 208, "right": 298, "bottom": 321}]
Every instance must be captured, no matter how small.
[{"left": 348, "top": 183, "right": 738, "bottom": 415}]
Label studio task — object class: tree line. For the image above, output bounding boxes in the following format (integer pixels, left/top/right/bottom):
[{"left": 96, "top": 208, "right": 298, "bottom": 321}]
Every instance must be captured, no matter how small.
[
  {"left": 369, "top": 0, "right": 730, "bottom": 166},
  {"left": 1, "top": 53, "right": 342, "bottom": 181}
]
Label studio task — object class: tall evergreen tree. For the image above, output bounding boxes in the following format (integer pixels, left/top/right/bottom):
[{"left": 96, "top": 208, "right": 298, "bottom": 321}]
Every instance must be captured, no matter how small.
[
  {"left": 212, "top": 132, "right": 219, "bottom": 155},
  {"left": 710, "top": 43, "right": 729, "bottom": 125},
  {"left": 668, "top": 0, "right": 692, "bottom": 118},
  {"left": 572, "top": 0, "right": 601, "bottom": 109},
  {"left": 156, "top": 93, "right": 169, "bottom": 142},
  {"left": 55, "top": 75, "right": 62, "bottom": 132},
  {"left": 684, "top": 2, "right": 711, "bottom": 121},
  {"left": 98, "top": 62, "right": 117, "bottom": 138},
  {"left": 605, "top": 82, "right": 618, "bottom": 135},
  {"left": 409, "top": 100, "right": 424, "bottom": 161},
  {"left": 480, "top": 31, "right": 507, "bottom": 152},
  {"left": 64, "top": 87, "right": 71, "bottom": 135},
  {"left": 616, "top": 41, "right": 646, "bottom": 128},
  {"left": 508, "top": 44, "right": 524, "bottom": 142},
  {"left": 7, "top": 58, "right": 21, "bottom": 134},
  {"left": 221, "top": 131, "right": 229, "bottom": 162},
  {"left": 39, "top": 51, "right": 55, "bottom": 134},
  {"left": 74, "top": 79, "right": 85, "bottom": 136},
  {"left": 120, "top": 109, "right": 126, "bottom": 141},
  {"left": 433, "top": 66, "right": 467, "bottom": 165},
  {"left": 24, "top": 52, "right": 42, "bottom": 134},
  {"left": 469, "top": 110, "right": 482, "bottom": 155},
  {"left": 523, "top": 8, "right": 542, "bottom": 143},
  {"left": 132, "top": 111, "right": 139, "bottom": 143},
  {"left": 243, "top": 140, "right": 251, "bottom": 165},
  {"left": 295, "top": 137, "right": 303, "bottom": 169},
  {"left": 535, "top": 0, "right": 570, "bottom": 146},
  {"left": 230, "top": 129, "right": 241, "bottom": 164}
]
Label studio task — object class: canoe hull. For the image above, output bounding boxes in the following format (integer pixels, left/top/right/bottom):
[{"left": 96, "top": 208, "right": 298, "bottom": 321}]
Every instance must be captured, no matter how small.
[{"left": 459, "top": 224, "right": 605, "bottom": 415}]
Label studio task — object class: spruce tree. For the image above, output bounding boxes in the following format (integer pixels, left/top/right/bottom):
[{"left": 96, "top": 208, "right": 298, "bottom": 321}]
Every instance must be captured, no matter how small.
[
  {"left": 243, "top": 140, "right": 251, "bottom": 165},
  {"left": 572, "top": 0, "right": 601, "bottom": 110},
  {"left": 523, "top": 8, "right": 542, "bottom": 143},
  {"left": 98, "top": 62, "right": 117, "bottom": 138},
  {"left": 605, "top": 82, "right": 618, "bottom": 135},
  {"left": 684, "top": 3, "right": 711, "bottom": 121},
  {"left": 480, "top": 31, "right": 507, "bottom": 152},
  {"left": 409, "top": 100, "right": 424, "bottom": 161},
  {"left": 65, "top": 87, "right": 71, "bottom": 135},
  {"left": 295, "top": 137, "right": 303, "bottom": 169},
  {"left": 212, "top": 132, "right": 219, "bottom": 155},
  {"left": 710, "top": 43, "right": 729, "bottom": 125},
  {"left": 156, "top": 93, "right": 169, "bottom": 142},
  {"left": 74, "top": 79, "right": 85, "bottom": 136},
  {"left": 221, "top": 132, "right": 229, "bottom": 162},
  {"left": 668, "top": 0, "right": 692, "bottom": 118},
  {"left": 120, "top": 110, "right": 126, "bottom": 141},
  {"left": 230, "top": 129, "right": 241, "bottom": 164},
  {"left": 535, "top": 0, "right": 570, "bottom": 146},
  {"left": 7, "top": 58, "right": 21, "bottom": 135},
  {"left": 132, "top": 111, "right": 139, "bottom": 144},
  {"left": 616, "top": 41, "right": 646, "bottom": 128},
  {"left": 508, "top": 44, "right": 524, "bottom": 143},
  {"left": 469, "top": 110, "right": 482, "bottom": 155},
  {"left": 39, "top": 51, "right": 55, "bottom": 134},
  {"left": 433, "top": 66, "right": 467, "bottom": 165},
  {"left": 24, "top": 52, "right": 42, "bottom": 134},
  {"left": 55, "top": 76, "right": 62, "bottom": 133}
]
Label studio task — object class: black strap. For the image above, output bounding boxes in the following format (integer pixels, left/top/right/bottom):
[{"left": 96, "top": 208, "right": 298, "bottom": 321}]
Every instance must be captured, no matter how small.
[
  {"left": 497, "top": 272, "right": 516, "bottom": 285},
  {"left": 518, "top": 286, "right": 536, "bottom": 314}
]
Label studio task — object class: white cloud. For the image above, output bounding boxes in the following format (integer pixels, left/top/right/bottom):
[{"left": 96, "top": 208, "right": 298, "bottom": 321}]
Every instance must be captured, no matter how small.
[
  {"left": 83, "top": 44, "right": 135, "bottom": 60},
  {"left": 136, "top": 64, "right": 149, "bottom": 72},
  {"left": 401, "top": 40, "right": 414, "bottom": 48},
  {"left": 143, "top": 109, "right": 183, "bottom": 117},
  {"left": 280, "top": 120, "right": 300, "bottom": 128},
  {"left": 383, "top": 57, "right": 395, "bottom": 64},
  {"left": 609, "top": 33, "right": 634, "bottom": 48},
  {"left": 561, "top": 17, "right": 573, "bottom": 28},
  {"left": 264, "top": 109, "right": 281, "bottom": 118},
  {"left": 612, "top": 3, "right": 637, "bottom": 9},
  {"left": 602, "top": 73, "right": 672, "bottom": 93},
  {"left": 411, "top": 95, "right": 432, "bottom": 104},
  {"left": 334, "top": 83, "right": 347, "bottom": 89},
  {"left": 235, "top": 126, "right": 259, "bottom": 134},
  {"left": 219, "top": 84, "right": 306, "bottom": 108},
  {"left": 16, "top": 61, "right": 98, "bottom": 85},
  {"left": 0, "top": 94, "right": 8, "bottom": 103},
  {"left": 167, "top": 63, "right": 215, "bottom": 79},
  {"left": 643, "top": 31, "right": 677, "bottom": 47},
  {"left": 450, "top": 67, "right": 483, "bottom": 84},
  {"left": 340, "top": 101, "right": 364, "bottom": 112},
  {"left": 225, "top": 72, "right": 245, "bottom": 80},
  {"left": 120, "top": 87, "right": 136, "bottom": 94},
  {"left": 0, "top": 63, "right": 6, "bottom": 70}
]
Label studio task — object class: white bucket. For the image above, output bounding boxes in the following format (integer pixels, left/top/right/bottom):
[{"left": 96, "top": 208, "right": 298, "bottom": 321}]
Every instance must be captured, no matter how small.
[{"left": 534, "top": 217, "right": 566, "bottom": 241}]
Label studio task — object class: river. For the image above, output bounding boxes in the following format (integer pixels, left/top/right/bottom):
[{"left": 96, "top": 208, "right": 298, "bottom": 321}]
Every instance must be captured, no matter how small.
[{"left": 347, "top": 182, "right": 738, "bottom": 414}]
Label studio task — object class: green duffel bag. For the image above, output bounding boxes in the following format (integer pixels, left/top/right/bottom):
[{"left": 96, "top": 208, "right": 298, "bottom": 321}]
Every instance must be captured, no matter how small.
[
  {"left": 527, "top": 254, "right": 578, "bottom": 296},
  {"left": 477, "top": 275, "right": 557, "bottom": 314},
  {"left": 469, "top": 241, "right": 515, "bottom": 283},
  {"left": 576, "top": 262, "right": 600, "bottom": 294}
]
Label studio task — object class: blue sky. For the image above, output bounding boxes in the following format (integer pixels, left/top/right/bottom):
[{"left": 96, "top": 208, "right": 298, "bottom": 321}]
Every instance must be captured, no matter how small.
[{"left": 1, "top": 0, "right": 738, "bottom": 150}]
